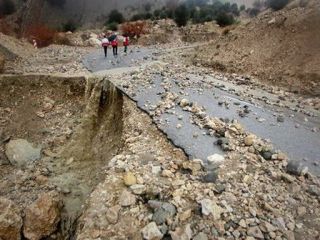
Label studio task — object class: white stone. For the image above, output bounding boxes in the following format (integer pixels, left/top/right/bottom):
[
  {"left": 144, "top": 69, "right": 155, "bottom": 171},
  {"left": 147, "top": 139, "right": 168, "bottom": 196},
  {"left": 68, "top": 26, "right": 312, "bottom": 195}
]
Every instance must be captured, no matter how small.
[
  {"left": 141, "top": 222, "right": 163, "bottom": 240},
  {"left": 200, "top": 199, "right": 223, "bottom": 220},
  {"left": 207, "top": 154, "right": 225, "bottom": 169}
]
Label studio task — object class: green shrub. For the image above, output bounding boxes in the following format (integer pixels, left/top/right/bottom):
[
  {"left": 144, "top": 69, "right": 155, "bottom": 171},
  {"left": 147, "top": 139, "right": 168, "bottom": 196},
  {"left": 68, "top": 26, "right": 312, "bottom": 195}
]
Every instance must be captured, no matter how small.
[
  {"left": 0, "top": 0, "right": 16, "bottom": 16},
  {"left": 131, "top": 13, "right": 153, "bottom": 21},
  {"left": 106, "top": 22, "right": 118, "bottom": 31},
  {"left": 63, "top": 20, "right": 77, "bottom": 32},
  {"left": 247, "top": 8, "right": 260, "bottom": 17},
  {"left": 46, "top": 0, "right": 66, "bottom": 8},
  {"left": 174, "top": 4, "right": 189, "bottom": 27},
  {"left": 267, "top": 0, "right": 289, "bottom": 10},
  {"left": 215, "top": 12, "right": 235, "bottom": 27},
  {"left": 108, "top": 10, "right": 124, "bottom": 24},
  {"left": 240, "top": 5, "right": 246, "bottom": 11}
]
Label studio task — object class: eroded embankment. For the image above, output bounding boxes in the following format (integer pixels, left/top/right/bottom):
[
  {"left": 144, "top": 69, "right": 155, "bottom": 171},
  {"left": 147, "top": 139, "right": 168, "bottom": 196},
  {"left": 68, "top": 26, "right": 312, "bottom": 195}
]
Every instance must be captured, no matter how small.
[{"left": 0, "top": 74, "right": 126, "bottom": 239}]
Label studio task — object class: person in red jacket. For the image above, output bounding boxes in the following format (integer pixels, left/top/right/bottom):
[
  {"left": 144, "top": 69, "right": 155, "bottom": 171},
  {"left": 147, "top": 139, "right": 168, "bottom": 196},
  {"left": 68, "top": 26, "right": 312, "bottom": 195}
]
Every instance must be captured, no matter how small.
[
  {"left": 123, "top": 35, "right": 129, "bottom": 54},
  {"left": 111, "top": 36, "right": 118, "bottom": 56}
]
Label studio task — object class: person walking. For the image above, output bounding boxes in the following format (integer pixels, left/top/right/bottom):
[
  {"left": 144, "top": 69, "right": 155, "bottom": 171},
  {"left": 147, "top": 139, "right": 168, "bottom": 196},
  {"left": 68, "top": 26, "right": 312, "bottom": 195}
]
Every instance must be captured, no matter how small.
[
  {"left": 111, "top": 36, "right": 118, "bottom": 56},
  {"left": 101, "top": 35, "right": 109, "bottom": 58},
  {"left": 123, "top": 35, "right": 129, "bottom": 54}
]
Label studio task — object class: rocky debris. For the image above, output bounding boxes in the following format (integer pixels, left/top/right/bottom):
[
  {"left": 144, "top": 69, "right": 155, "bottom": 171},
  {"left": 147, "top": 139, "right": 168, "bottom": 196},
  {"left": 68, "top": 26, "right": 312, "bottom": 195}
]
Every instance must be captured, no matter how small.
[
  {"left": 247, "top": 226, "right": 264, "bottom": 239},
  {"left": 0, "top": 54, "right": 4, "bottom": 73},
  {"left": 244, "top": 135, "right": 255, "bottom": 146},
  {"left": 307, "top": 185, "right": 320, "bottom": 197},
  {"left": 4, "top": 44, "right": 90, "bottom": 75},
  {"left": 287, "top": 161, "right": 308, "bottom": 176},
  {"left": 3, "top": 23, "right": 319, "bottom": 240},
  {"left": 23, "top": 191, "right": 62, "bottom": 240},
  {"left": 123, "top": 171, "right": 137, "bottom": 186},
  {"left": 193, "top": 232, "right": 208, "bottom": 240},
  {"left": 202, "top": 171, "right": 218, "bottom": 183},
  {"left": 200, "top": 199, "right": 223, "bottom": 220},
  {"left": 5, "top": 139, "right": 41, "bottom": 167},
  {"left": 106, "top": 205, "right": 121, "bottom": 224},
  {"left": 74, "top": 89, "right": 320, "bottom": 240},
  {"left": 277, "top": 115, "right": 285, "bottom": 123},
  {"left": 179, "top": 98, "right": 190, "bottom": 108},
  {"left": 84, "top": 37, "right": 101, "bottom": 47},
  {"left": 149, "top": 201, "right": 177, "bottom": 225},
  {"left": 119, "top": 190, "right": 136, "bottom": 207},
  {"left": 141, "top": 222, "right": 164, "bottom": 240},
  {"left": 170, "top": 224, "right": 193, "bottom": 240},
  {"left": 206, "top": 154, "right": 225, "bottom": 170},
  {"left": 0, "top": 198, "right": 23, "bottom": 240},
  {"left": 130, "top": 184, "right": 146, "bottom": 195},
  {"left": 182, "top": 160, "right": 202, "bottom": 174}
]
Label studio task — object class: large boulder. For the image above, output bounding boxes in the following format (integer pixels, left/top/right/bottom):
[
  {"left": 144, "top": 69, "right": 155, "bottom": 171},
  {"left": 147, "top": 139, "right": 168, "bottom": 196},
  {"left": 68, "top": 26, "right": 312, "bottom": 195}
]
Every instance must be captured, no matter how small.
[
  {"left": 84, "top": 37, "right": 101, "bottom": 47},
  {"left": 23, "top": 192, "right": 62, "bottom": 240},
  {"left": 5, "top": 139, "right": 41, "bottom": 167},
  {"left": 0, "top": 197, "right": 23, "bottom": 240}
]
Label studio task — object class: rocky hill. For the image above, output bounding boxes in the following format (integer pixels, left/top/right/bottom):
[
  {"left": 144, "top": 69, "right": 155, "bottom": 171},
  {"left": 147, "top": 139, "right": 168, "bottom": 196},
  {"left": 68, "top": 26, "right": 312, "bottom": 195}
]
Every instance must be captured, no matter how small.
[{"left": 193, "top": 0, "right": 320, "bottom": 96}]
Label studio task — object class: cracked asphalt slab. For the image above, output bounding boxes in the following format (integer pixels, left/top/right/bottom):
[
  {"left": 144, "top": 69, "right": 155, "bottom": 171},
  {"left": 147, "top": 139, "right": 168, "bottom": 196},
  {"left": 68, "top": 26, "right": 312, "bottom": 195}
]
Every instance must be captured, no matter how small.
[{"left": 83, "top": 46, "right": 320, "bottom": 176}]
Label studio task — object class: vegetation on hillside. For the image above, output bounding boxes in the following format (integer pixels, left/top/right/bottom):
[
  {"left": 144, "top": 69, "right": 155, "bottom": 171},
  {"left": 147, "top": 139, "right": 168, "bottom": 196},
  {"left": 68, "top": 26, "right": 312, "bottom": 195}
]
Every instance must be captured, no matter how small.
[
  {"left": 118, "top": 0, "right": 244, "bottom": 27},
  {"left": 0, "top": 0, "right": 16, "bottom": 17}
]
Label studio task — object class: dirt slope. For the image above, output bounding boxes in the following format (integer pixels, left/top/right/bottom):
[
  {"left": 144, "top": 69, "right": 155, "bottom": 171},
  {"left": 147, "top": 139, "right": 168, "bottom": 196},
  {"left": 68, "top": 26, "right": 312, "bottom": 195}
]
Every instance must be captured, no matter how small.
[{"left": 193, "top": 0, "right": 320, "bottom": 96}]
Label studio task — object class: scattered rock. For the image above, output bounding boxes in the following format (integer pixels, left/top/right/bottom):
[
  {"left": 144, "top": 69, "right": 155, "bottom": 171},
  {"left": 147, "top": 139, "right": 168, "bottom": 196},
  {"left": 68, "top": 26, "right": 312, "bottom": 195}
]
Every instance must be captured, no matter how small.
[
  {"left": 5, "top": 139, "right": 41, "bottom": 167},
  {"left": 202, "top": 171, "right": 218, "bottom": 183},
  {"left": 123, "top": 172, "right": 137, "bottom": 186},
  {"left": 206, "top": 154, "right": 225, "bottom": 170},
  {"left": 170, "top": 224, "right": 193, "bottom": 240},
  {"left": 244, "top": 135, "right": 254, "bottom": 146},
  {"left": 261, "top": 150, "right": 273, "bottom": 160},
  {"left": 180, "top": 99, "right": 190, "bottom": 108},
  {"left": 193, "top": 232, "right": 208, "bottom": 240},
  {"left": 247, "top": 226, "right": 264, "bottom": 239},
  {"left": 130, "top": 184, "right": 146, "bottom": 195},
  {"left": 141, "top": 222, "right": 163, "bottom": 240},
  {"left": 281, "top": 173, "right": 295, "bottom": 183},
  {"left": 0, "top": 54, "right": 5, "bottom": 73},
  {"left": 119, "top": 190, "right": 136, "bottom": 207},
  {"left": 297, "top": 206, "right": 307, "bottom": 216},
  {"left": 152, "top": 202, "right": 176, "bottom": 225},
  {"left": 277, "top": 115, "right": 285, "bottom": 123},
  {"left": 307, "top": 185, "right": 320, "bottom": 197},
  {"left": 0, "top": 198, "right": 22, "bottom": 240},
  {"left": 182, "top": 160, "right": 202, "bottom": 174},
  {"left": 200, "top": 199, "right": 223, "bottom": 220},
  {"left": 23, "top": 191, "right": 62, "bottom": 240},
  {"left": 286, "top": 161, "right": 308, "bottom": 176},
  {"left": 106, "top": 205, "right": 121, "bottom": 224},
  {"left": 179, "top": 209, "right": 192, "bottom": 222}
]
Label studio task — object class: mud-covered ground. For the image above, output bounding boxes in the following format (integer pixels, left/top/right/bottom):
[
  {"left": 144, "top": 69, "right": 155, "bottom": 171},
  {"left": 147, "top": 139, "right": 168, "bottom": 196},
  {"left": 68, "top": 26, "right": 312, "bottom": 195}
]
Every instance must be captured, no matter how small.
[{"left": 0, "top": 39, "right": 319, "bottom": 240}]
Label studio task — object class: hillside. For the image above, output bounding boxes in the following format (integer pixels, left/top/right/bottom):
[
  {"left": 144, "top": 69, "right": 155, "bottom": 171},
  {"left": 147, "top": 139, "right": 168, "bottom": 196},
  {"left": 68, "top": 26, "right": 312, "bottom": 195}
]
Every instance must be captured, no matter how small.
[
  {"left": 193, "top": 0, "right": 320, "bottom": 96},
  {"left": 4, "top": 0, "right": 254, "bottom": 30}
]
